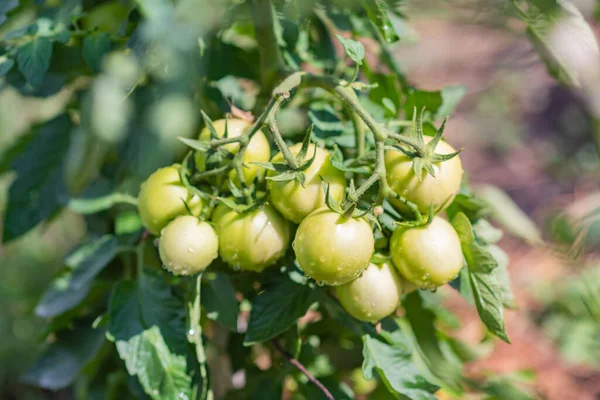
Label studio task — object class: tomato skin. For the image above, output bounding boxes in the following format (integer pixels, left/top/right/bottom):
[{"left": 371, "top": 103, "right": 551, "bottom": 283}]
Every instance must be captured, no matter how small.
[
  {"left": 385, "top": 137, "right": 463, "bottom": 213},
  {"left": 138, "top": 164, "right": 203, "bottom": 235},
  {"left": 194, "top": 118, "right": 270, "bottom": 184},
  {"left": 211, "top": 203, "right": 291, "bottom": 272},
  {"left": 335, "top": 262, "right": 403, "bottom": 322},
  {"left": 268, "top": 143, "right": 346, "bottom": 223},
  {"left": 293, "top": 208, "right": 374, "bottom": 286},
  {"left": 390, "top": 217, "right": 463, "bottom": 289},
  {"left": 158, "top": 216, "right": 218, "bottom": 275}
]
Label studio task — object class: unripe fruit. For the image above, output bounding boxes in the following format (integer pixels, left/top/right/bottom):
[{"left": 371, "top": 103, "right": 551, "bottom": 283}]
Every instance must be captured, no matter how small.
[
  {"left": 335, "top": 262, "right": 403, "bottom": 322},
  {"left": 194, "top": 118, "right": 270, "bottom": 184},
  {"left": 293, "top": 208, "right": 374, "bottom": 286},
  {"left": 269, "top": 143, "right": 346, "bottom": 223},
  {"left": 212, "top": 203, "right": 291, "bottom": 272},
  {"left": 390, "top": 217, "right": 463, "bottom": 290},
  {"left": 138, "top": 165, "right": 203, "bottom": 235},
  {"left": 158, "top": 216, "right": 219, "bottom": 276},
  {"left": 385, "top": 136, "right": 463, "bottom": 214}
]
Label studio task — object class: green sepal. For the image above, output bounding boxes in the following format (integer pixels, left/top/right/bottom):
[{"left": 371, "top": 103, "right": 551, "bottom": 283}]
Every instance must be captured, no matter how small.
[
  {"left": 330, "top": 146, "right": 371, "bottom": 174},
  {"left": 251, "top": 161, "right": 290, "bottom": 172},
  {"left": 201, "top": 111, "right": 219, "bottom": 140},
  {"left": 297, "top": 124, "right": 314, "bottom": 162},
  {"left": 370, "top": 252, "right": 390, "bottom": 265},
  {"left": 217, "top": 197, "right": 261, "bottom": 214},
  {"left": 177, "top": 154, "right": 211, "bottom": 201},
  {"left": 321, "top": 179, "right": 345, "bottom": 215},
  {"left": 266, "top": 171, "right": 298, "bottom": 182},
  {"left": 295, "top": 145, "right": 318, "bottom": 172},
  {"left": 178, "top": 137, "right": 211, "bottom": 152}
]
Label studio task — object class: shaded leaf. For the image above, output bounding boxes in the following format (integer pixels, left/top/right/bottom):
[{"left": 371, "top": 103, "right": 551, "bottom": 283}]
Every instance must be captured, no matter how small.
[
  {"left": 335, "top": 34, "right": 365, "bottom": 64},
  {"left": 362, "top": 333, "right": 438, "bottom": 400},
  {"left": 35, "top": 235, "right": 119, "bottom": 318},
  {"left": 108, "top": 269, "right": 193, "bottom": 399},
  {"left": 17, "top": 37, "right": 53, "bottom": 87},
  {"left": 68, "top": 192, "right": 138, "bottom": 214},
  {"left": 452, "top": 212, "right": 510, "bottom": 342},
  {"left": 244, "top": 278, "right": 317, "bottom": 345},
  {"left": 203, "top": 272, "right": 239, "bottom": 331},
  {"left": 0, "top": 55, "right": 15, "bottom": 77},
  {"left": 22, "top": 325, "right": 106, "bottom": 390},
  {"left": 83, "top": 32, "right": 112, "bottom": 73},
  {"left": 3, "top": 115, "right": 72, "bottom": 242}
]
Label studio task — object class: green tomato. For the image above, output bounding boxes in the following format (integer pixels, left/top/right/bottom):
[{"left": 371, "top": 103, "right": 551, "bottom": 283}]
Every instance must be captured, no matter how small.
[
  {"left": 194, "top": 118, "right": 270, "bottom": 184},
  {"left": 335, "top": 262, "right": 403, "bottom": 322},
  {"left": 138, "top": 164, "right": 203, "bottom": 235},
  {"left": 158, "top": 216, "right": 218, "bottom": 276},
  {"left": 212, "top": 203, "right": 291, "bottom": 272},
  {"left": 385, "top": 136, "right": 463, "bottom": 213},
  {"left": 293, "top": 208, "right": 374, "bottom": 286},
  {"left": 268, "top": 143, "right": 346, "bottom": 223},
  {"left": 390, "top": 216, "right": 463, "bottom": 290}
]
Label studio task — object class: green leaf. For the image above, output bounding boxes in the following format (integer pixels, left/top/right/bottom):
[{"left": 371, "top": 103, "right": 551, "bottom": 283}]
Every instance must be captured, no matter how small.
[
  {"left": 404, "top": 89, "right": 442, "bottom": 120},
  {"left": 108, "top": 269, "right": 193, "bottom": 400},
  {"left": 452, "top": 212, "right": 510, "bottom": 343},
  {"left": 0, "top": 0, "right": 18, "bottom": 26},
  {"left": 244, "top": 277, "right": 317, "bottom": 345},
  {"left": 17, "top": 37, "right": 53, "bottom": 87},
  {"left": 329, "top": 146, "right": 368, "bottom": 174},
  {"left": 178, "top": 136, "right": 211, "bottom": 152},
  {"left": 487, "top": 244, "right": 516, "bottom": 310},
  {"left": 35, "top": 235, "right": 119, "bottom": 318},
  {"left": 22, "top": 324, "right": 106, "bottom": 390},
  {"left": 476, "top": 184, "right": 543, "bottom": 245},
  {"left": 308, "top": 102, "right": 344, "bottom": 141},
  {"left": 203, "top": 272, "right": 239, "bottom": 331},
  {"left": 400, "top": 292, "right": 463, "bottom": 391},
  {"left": 3, "top": 115, "right": 72, "bottom": 242},
  {"left": 446, "top": 193, "right": 489, "bottom": 222},
  {"left": 362, "top": 334, "right": 438, "bottom": 400},
  {"left": 83, "top": 32, "right": 112, "bottom": 73},
  {"left": 0, "top": 55, "right": 15, "bottom": 77},
  {"left": 360, "top": 0, "right": 399, "bottom": 43},
  {"left": 335, "top": 34, "right": 365, "bottom": 65},
  {"left": 68, "top": 192, "right": 138, "bottom": 214},
  {"left": 435, "top": 86, "right": 466, "bottom": 120},
  {"left": 519, "top": 0, "right": 597, "bottom": 86},
  {"left": 472, "top": 218, "right": 504, "bottom": 245}
]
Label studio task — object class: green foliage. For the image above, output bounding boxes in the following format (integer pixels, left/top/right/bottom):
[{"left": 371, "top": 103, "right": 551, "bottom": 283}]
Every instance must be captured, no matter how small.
[{"left": 0, "top": 0, "right": 555, "bottom": 398}]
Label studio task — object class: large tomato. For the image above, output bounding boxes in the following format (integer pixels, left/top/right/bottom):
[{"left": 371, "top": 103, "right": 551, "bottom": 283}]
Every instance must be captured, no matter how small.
[
  {"left": 293, "top": 208, "right": 374, "bottom": 286},
  {"left": 158, "top": 216, "right": 219, "bottom": 276},
  {"left": 194, "top": 118, "right": 270, "bottom": 184},
  {"left": 385, "top": 136, "right": 463, "bottom": 213},
  {"left": 138, "top": 164, "right": 203, "bottom": 235},
  {"left": 268, "top": 143, "right": 346, "bottom": 223},
  {"left": 390, "top": 216, "right": 463, "bottom": 289},
  {"left": 335, "top": 262, "right": 403, "bottom": 322},
  {"left": 211, "top": 203, "right": 291, "bottom": 272}
]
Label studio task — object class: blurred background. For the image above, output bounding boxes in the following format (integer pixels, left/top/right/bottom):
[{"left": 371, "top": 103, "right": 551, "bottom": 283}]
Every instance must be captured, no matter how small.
[{"left": 2, "top": 0, "right": 600, "bottom": 399}]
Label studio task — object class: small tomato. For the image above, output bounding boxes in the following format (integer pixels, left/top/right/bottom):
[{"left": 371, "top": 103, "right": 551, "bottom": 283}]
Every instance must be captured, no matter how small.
[
  {"left": 158, "top": 216, "right": 219, "bottom": 275},
  {"left": 293, "top": 208, "right": 374, "bottom": 286},
  {"left": 268, "top": 143, "right": 346, "bottom": 223},
  {"left": 212, "top": 203, "right": 291, "bottom": 272},
  {"left": 385, "top": 137, "right": 463, "bottom": 213},
  {"left": 335, "top": 262, "right": 403, "bottom": 322},
  {"left": 390, "top": 216, "right": 463, "bottom": 289},
  {"left": 138, "top": 164, "right": 203, "bottom": 235}
]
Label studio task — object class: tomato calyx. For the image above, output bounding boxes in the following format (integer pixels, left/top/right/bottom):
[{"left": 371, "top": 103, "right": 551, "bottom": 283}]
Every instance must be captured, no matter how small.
[
  {"left": 390, "top": 108, "right": 463, "bottom": 182},
  {"left": 253, "top": 125, "right": 318, "bottom": 188},
  {"left": 320, "top": 179, "right": 381, "bottom": 229}
]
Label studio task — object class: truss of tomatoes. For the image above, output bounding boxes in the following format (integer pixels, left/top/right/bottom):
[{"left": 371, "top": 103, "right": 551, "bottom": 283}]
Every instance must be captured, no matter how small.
[{"left": 137, "top": 116, "right": 464, "bottom": 323}]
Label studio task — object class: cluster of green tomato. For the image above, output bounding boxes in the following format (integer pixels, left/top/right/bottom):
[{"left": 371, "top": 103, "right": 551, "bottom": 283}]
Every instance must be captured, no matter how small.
[{"left": 137, "top": 117, "right": 465, "bottom": 323}]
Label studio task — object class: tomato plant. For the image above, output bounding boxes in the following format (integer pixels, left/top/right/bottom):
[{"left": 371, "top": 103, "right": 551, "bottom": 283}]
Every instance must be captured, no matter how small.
[{"left": 3, "top": 0, "right": 572, "bottom": 398}]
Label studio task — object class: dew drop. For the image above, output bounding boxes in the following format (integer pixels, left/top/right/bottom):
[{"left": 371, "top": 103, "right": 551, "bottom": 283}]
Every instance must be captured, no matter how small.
[
  {"left": 188, "top": 329, "right": 195, "bottom": 336},
  {"left": 188, "top": 246, "right": 196, "bottom": 253}
]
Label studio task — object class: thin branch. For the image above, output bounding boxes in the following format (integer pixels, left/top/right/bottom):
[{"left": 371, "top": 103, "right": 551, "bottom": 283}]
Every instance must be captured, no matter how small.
[{"left": 271, "top": 339, "right": 335, "bottom": 400}]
